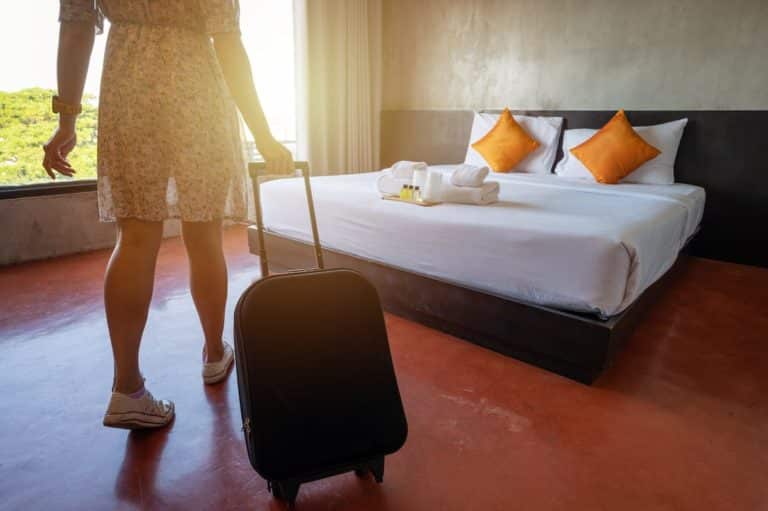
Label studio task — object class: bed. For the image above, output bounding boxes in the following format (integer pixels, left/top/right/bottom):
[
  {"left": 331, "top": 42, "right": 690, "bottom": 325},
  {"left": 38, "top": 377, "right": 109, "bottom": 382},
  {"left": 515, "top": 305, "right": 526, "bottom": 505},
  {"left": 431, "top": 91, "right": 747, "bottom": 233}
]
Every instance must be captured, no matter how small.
[{"left": 254, "top": 167, "right": 704, "bottom": 319}]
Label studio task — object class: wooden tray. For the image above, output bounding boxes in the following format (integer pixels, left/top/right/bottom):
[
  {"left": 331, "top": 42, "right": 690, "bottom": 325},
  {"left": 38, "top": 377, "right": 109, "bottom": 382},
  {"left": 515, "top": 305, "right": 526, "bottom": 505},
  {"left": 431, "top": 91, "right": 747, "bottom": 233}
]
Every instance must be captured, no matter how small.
[{"left": 382, "top": 195, "right": 442, "bottom": 207}]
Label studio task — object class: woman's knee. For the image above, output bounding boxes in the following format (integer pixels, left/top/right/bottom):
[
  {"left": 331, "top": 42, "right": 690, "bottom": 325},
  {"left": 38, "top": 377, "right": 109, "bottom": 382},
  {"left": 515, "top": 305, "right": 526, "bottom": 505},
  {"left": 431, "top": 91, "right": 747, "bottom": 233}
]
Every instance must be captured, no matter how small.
[
  {"left": 117, "top": 218, "right": 164, "bottom": 253},
  {"left": 182, "top": 220, "right": 223, "bottom": 254}
]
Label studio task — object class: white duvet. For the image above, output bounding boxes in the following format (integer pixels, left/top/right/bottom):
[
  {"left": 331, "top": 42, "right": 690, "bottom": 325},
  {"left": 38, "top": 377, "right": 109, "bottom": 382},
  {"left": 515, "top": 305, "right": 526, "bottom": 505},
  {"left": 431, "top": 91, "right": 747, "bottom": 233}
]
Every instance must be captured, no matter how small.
[{"left": 257, "top": 165, "right": 705, "bottom": 318}]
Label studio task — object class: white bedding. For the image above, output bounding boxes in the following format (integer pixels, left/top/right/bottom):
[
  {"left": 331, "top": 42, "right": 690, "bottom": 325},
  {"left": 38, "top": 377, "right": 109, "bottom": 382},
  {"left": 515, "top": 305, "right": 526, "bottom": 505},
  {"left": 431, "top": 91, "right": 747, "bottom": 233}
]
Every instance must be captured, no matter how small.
[{"left": 258, "top": 165, "right": 705, "bottom": 317}]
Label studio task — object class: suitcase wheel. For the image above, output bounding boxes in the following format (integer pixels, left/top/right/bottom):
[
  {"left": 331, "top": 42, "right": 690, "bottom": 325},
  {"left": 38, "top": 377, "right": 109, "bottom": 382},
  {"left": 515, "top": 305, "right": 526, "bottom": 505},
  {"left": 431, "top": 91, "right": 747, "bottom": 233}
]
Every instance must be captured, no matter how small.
[
  {"left": 354, "top": 456, "right": 385, "bottom": 484},
  {"left": 269, "top": 480, "right": 300, "bottom": 507}
]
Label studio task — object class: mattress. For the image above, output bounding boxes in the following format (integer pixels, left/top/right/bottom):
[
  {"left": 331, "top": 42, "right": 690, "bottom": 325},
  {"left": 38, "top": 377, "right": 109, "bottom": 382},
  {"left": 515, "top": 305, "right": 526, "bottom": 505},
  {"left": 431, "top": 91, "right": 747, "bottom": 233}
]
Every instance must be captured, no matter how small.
[{"left": 257, "top": 165, "right": 705, "bottom": 318}]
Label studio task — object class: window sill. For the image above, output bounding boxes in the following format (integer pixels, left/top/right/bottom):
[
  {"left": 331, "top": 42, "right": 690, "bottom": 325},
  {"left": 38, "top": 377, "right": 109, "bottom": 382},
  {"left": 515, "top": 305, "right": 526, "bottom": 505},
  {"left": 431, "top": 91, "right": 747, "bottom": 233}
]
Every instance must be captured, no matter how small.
[{"left": 0, "top": 180, "right": 97, "bottom": 200}]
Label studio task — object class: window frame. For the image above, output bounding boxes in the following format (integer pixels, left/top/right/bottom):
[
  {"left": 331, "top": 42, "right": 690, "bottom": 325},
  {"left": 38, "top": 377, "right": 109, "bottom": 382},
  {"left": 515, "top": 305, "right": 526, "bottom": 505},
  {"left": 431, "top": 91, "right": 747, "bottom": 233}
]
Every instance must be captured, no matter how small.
[{"left": 0, "top": 179, "right": 97, "bottom": 200}]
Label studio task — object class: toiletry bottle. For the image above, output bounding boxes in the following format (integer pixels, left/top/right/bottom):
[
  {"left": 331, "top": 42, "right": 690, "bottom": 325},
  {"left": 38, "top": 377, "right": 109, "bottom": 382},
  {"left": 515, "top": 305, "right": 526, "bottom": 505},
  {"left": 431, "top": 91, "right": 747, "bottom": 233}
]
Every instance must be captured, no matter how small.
[
  {"left": 406, "top": 185, "right": 413, "bottom": 200},
  {"left": 399, "top": 184, "right": 408, "bottom": 199},
  {"left": 414, "top": 186, "right": 421, "bottom": 202}
]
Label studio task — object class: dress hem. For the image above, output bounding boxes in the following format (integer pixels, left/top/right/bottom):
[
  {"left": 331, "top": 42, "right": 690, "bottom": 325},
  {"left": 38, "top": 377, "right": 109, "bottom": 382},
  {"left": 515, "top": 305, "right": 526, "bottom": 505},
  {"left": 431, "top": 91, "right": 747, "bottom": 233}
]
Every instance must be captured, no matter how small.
[{"left": 99, "top": 214, "right": 252, "bottom": 224}]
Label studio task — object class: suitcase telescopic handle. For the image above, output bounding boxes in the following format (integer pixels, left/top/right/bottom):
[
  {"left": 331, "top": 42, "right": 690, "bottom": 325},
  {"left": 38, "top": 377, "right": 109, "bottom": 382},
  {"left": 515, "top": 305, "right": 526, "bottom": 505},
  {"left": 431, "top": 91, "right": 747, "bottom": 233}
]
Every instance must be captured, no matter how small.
[{"left": 249, "top": 161, "right": 325, "bottom": 278}]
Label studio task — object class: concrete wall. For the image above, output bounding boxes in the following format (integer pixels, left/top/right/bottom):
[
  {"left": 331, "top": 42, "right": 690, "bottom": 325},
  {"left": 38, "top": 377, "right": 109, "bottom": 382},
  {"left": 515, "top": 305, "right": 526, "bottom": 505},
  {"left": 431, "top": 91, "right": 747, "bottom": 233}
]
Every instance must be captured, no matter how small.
[
  {"left": 0, "top": 192, "right": 180, "bottom": 266},
  {"left": 382, "top": 0, "right": 768, "bottom": 110}
]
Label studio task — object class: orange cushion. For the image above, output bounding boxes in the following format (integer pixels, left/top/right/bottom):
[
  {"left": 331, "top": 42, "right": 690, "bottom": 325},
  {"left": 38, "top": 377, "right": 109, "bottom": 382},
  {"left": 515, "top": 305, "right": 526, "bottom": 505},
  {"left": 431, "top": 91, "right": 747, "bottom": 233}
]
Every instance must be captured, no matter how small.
[
  {"left": 570, "top": 110, "right": 661, "bottom": 184},
  {"left": 471, "top": 108, "right": 540, "bottom": 172}
]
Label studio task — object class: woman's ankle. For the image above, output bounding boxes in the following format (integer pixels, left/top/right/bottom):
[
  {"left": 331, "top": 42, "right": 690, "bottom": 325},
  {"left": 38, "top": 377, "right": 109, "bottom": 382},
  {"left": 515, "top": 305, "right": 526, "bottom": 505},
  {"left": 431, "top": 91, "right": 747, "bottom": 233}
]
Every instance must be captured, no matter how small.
[
  {"left": 114, "top": 377, "right": 145, "bottom": 395},
  {"left": 204, "top": 340, "right": 225, "bottom": 363}
]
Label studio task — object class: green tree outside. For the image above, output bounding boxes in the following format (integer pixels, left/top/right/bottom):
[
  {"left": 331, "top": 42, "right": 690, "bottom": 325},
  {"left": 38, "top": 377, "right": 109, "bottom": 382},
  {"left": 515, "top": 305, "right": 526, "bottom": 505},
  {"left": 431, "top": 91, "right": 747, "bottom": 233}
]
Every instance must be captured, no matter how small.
[{"left": 0, "top": 88, "right": 98, "bottom": 186}]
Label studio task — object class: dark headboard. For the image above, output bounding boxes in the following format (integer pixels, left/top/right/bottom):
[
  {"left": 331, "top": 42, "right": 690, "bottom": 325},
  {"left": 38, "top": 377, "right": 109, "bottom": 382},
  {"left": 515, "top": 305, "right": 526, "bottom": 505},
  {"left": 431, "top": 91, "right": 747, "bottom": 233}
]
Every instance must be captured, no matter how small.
[{"left": 381, "top": 110, "right": 768, "bottom": 268}]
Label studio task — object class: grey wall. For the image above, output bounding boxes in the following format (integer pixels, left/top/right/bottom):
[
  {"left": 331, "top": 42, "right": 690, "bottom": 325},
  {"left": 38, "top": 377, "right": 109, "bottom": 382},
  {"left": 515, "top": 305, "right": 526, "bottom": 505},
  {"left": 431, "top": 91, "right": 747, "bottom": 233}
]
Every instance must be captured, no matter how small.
[
  {"left": 0, "top": 192, "right": 180, "bottom": 266},
  {"left": 382, "top": 0, "right": 768, "bottom": 110}
]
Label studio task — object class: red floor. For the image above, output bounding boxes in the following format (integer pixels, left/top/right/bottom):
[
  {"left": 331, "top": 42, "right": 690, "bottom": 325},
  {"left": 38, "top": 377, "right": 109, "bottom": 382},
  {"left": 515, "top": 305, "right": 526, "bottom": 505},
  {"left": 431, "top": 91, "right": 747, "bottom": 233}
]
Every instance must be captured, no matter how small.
[{"left": 1, "top": 225, "right": 767, "bottom": 511}]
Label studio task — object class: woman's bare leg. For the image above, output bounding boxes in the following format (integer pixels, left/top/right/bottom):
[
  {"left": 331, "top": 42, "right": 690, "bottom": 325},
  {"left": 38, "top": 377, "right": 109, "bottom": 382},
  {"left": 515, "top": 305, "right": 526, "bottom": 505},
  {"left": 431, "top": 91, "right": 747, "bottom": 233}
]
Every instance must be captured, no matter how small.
[
  {"left": 182, "top": 220, "right": 227, "bottom": 363},
  {"left": 105, "top": 218, "right": 164, "bottom": 394}
]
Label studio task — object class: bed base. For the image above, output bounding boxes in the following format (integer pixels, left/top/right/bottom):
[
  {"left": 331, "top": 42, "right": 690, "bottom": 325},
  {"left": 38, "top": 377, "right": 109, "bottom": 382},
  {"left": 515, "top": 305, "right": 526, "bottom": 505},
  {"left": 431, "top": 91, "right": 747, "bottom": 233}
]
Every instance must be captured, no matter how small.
[{"left": 247, "top": 226, "right": 677, "bottom": 384}]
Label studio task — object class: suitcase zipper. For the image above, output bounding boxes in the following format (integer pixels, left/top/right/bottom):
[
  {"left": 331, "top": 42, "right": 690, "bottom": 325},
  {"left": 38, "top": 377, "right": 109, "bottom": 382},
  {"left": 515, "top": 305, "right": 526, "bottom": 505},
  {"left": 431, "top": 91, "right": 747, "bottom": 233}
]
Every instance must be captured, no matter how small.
[{"left": 242, "top": 417, "right": 252, "bottom": 435}]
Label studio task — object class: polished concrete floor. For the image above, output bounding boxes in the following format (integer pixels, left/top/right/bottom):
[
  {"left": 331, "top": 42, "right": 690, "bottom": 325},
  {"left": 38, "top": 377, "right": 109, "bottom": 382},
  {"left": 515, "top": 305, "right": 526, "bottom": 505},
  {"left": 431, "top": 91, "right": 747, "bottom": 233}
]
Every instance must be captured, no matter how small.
[{"left": 1, "top": 225, "right": 766, "bottom": 511}]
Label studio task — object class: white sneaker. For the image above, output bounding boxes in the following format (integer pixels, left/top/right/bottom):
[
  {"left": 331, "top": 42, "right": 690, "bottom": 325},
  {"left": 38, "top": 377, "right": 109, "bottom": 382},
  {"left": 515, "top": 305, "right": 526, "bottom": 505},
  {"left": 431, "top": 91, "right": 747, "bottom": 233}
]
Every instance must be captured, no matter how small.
[
  {"left": 103, "top": 388, "right": 175, "bottom": 430},
  {"left": 202, "top": 341, "right": 234, "bottom": 385}
]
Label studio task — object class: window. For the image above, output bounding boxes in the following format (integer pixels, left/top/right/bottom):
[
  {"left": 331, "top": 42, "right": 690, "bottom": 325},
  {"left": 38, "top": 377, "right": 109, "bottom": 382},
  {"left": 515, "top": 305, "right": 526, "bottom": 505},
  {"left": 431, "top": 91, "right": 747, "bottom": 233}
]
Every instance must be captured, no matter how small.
[
  {"left": 0, "top": 1, "right": 296, "bottom": 189},
  {"left": 0, "top": 1, "right": 107, "bottom": 187},
  {"left": 240, "top": 0, "right": 297, "bottom": 160}
]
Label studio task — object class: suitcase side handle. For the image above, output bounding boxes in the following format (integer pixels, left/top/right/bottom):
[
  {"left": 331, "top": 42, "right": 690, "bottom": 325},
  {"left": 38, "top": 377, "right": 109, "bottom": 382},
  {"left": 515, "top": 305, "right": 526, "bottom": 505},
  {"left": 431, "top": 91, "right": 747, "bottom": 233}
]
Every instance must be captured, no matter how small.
[{"left": 249, "top": 161, "right": 325, "bottom": 278}]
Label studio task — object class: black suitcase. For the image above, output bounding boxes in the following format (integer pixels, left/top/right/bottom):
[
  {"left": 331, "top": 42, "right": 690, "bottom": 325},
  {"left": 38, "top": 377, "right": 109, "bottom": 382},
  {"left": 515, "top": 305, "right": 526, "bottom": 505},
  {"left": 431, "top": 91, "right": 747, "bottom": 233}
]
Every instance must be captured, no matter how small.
[{"left": 234, "top": 161, "right": 408, "bottom": 507}]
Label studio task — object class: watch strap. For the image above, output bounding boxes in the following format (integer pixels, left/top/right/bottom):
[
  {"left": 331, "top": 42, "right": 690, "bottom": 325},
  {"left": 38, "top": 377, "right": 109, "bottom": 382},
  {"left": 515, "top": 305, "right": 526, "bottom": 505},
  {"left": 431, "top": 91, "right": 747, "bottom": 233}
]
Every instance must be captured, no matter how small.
[{"left": 52, "top": 95, "right": 83, "bottom": 116}]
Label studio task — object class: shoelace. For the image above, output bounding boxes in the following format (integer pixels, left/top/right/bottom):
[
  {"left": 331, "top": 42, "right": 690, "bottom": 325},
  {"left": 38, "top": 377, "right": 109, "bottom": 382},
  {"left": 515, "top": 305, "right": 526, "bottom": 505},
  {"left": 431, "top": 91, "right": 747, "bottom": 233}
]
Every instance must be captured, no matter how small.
[{"left": 141, "top": 390, "right": 168, "bottom": 415}]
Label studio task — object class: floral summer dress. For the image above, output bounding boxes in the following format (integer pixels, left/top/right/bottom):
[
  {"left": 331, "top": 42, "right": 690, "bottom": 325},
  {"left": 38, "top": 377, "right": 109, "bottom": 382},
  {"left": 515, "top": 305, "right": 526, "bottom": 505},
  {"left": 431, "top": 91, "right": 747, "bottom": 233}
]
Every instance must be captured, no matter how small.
[{"left": 59, "top": 0, "right": 250, "bottom": 222}]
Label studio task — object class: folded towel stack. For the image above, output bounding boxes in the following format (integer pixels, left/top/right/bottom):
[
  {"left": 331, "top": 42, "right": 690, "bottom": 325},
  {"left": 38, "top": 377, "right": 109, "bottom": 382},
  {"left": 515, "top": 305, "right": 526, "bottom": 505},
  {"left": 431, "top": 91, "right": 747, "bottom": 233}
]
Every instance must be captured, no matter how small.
[
  {"left": 442, "top": 163, "right": 498, "bottom": 204},
  {"left": 450, "top": 164, "right": 490, "bottom": 188}
]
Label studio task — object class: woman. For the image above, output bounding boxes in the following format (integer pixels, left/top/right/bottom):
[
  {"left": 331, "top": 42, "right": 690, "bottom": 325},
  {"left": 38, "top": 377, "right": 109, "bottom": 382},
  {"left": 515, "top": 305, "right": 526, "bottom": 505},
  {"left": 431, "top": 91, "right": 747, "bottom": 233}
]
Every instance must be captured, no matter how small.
[{"left": 43, "top": 0, "right": 293, "bottom": 429}]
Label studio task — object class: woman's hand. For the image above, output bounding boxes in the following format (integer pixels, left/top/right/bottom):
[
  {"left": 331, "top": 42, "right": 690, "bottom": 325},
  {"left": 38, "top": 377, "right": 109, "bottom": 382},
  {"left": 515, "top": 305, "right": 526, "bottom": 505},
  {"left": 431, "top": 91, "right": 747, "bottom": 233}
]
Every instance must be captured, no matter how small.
[
  {"left": 42, "top": 125, "right": 78, "bottom": 179},
  {"left": 256, "top": 135, "right": 294, "bottom": 175}
]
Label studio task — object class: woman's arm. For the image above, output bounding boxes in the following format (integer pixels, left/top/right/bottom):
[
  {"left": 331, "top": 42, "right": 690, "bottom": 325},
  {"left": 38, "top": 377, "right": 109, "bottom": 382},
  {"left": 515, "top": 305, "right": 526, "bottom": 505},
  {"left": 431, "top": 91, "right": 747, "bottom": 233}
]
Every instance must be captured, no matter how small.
[
  {"left": 43, "top": 21, "right": 95, "bottom": 179},
  {"left": 213, "top": 32, "right": 294, "bottom": 174}
]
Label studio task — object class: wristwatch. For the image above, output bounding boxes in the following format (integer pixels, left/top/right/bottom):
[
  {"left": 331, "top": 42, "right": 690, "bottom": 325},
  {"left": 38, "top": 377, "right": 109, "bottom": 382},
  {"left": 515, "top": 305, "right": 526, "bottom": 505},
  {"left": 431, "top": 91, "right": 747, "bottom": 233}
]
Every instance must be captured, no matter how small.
[{"left": 52, "top": 95, "right": 82, "bottom": 116}]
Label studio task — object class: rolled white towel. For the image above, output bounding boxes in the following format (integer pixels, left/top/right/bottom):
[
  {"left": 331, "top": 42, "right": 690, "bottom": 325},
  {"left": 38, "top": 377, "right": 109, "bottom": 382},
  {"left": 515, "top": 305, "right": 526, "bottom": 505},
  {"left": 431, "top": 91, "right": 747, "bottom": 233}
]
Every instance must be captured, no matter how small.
[
  {"left": 450, "top": 164, "right": 490, "bottom": 187},
  {"left": 440, "top": 181, "right": 500, "bottom": 205},
  {"left": 377, "top": 172, "right": 411, "bottom": 196},
  {"left": 390, "top": 160, "right": 428, "bottom": 180}
]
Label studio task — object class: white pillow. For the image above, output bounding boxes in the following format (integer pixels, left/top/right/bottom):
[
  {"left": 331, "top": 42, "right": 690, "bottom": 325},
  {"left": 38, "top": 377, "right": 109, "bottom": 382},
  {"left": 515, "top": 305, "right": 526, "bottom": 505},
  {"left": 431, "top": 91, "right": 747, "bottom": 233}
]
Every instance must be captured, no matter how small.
[
  {"left": 554, "top": 118, "right": 688, "bottom": 185},
  {"left": 465, "top": 111, "right": 564, "bottom": 174}
]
